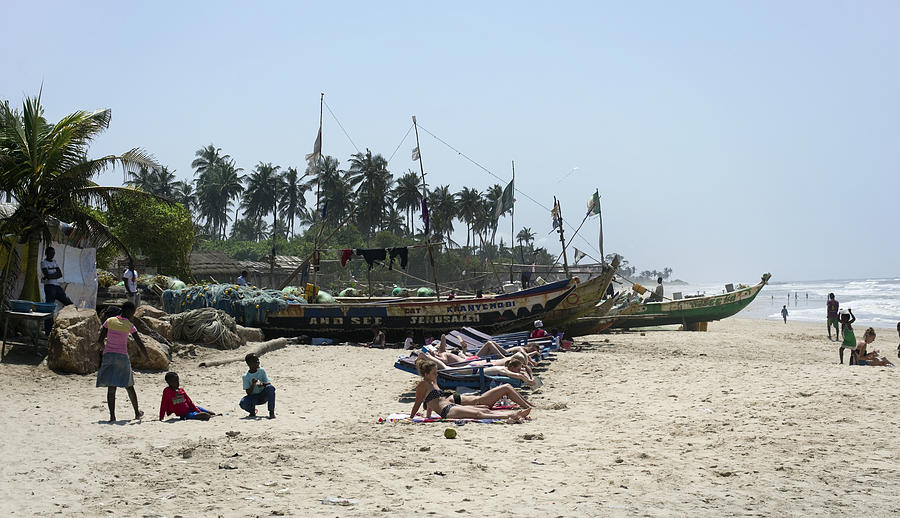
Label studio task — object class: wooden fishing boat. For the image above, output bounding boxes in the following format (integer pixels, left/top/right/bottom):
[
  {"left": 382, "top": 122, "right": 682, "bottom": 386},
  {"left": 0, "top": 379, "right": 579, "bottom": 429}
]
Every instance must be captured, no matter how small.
[
  {"left": 261, "top": 278, "right": 577, "bottom": 341},
  {"left": 569, "top": 273, "right": 771, "bottom": 333},
  {"left": 522, "top": 255, "right": 619, "bottom": 331},
  {"left": 561, "top": 292, "right": 625, "bottom": 337}
]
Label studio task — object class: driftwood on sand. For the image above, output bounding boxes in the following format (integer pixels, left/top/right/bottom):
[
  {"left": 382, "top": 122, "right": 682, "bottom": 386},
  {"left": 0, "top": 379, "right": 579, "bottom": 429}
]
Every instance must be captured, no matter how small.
[{"left": 198, "top": 338, "right": 295, "bottom": 367}]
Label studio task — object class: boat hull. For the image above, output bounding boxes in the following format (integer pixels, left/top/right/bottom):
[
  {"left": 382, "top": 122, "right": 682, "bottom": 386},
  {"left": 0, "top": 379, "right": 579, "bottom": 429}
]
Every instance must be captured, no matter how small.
[
  {"left": 600, "top": 274, "right": 770, "bottom": 330},
  {"left": 261, "top": 279, "right": 576, "bottom": 341},
  {"left": 532, "top": 256, "right": 619, "bottom": 330}
]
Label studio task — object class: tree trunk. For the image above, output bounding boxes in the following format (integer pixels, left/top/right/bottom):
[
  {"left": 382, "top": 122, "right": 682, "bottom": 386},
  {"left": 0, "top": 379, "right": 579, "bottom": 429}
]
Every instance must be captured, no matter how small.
[{"left": 19, "top": 236, "right": 41, "bottom": 302}]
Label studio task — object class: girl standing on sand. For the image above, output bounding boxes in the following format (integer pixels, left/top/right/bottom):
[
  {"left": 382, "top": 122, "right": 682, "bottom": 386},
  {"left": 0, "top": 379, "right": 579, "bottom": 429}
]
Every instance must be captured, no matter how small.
[
  {"left": 838, "top": 309, "right": 857, "bottom": 365},
  {"left": 410, "top": 357, "right": 531, "bottom": 421},
  {"left": 96, "top": 302, "right": 148, "bottom": 422}
]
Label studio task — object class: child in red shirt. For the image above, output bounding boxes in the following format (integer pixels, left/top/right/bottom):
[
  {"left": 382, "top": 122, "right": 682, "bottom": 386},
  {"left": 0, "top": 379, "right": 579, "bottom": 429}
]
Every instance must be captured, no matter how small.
[{"left": 159, "top": 372, "right": 215, "bottom": 421}]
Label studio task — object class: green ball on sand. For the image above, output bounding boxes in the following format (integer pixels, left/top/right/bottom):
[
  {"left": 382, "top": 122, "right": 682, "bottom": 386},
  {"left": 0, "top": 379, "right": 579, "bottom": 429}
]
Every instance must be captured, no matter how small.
[{"left": 444, "top": 428, "right": 457, "bottom": 439}]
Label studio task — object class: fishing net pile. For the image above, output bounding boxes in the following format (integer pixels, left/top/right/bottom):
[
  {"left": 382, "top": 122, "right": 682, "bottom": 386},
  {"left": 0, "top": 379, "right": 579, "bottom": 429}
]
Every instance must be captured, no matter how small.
[
  {"left": 168, "top": 308, "right": 242, "bottom": 350},
  {"left": 162, "top": 284, "right": 307, "bottom": 326}
]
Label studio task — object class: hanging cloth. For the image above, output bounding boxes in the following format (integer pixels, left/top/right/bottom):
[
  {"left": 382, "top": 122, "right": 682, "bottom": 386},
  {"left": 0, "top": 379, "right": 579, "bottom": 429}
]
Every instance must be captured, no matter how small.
[
  {"left": 356, "top": 248, "right": 387, "bottom": 270},
  {"left": 340, "top": 249, "right": 353, "bottom": 267},
  {"left": 388, "top": 247, "right": 409, "bottom": 270}
]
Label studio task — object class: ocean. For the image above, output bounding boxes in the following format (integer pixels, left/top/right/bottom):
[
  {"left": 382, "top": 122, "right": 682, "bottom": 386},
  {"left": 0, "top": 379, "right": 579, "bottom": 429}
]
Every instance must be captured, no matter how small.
[{"left": 664, "top": 277, "right": 900, "bottom": 327}]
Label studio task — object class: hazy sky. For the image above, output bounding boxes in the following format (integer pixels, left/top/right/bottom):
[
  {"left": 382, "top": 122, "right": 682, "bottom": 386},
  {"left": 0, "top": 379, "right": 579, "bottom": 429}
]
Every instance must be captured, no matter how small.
[{"left": 4, "top": 1, "right": 898, "bottom": 282}]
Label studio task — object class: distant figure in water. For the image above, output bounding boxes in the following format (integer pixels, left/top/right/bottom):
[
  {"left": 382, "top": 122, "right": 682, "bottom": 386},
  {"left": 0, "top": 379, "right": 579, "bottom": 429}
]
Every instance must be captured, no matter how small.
[
  {"left": 826, "top": 293, "right": 840, "bottom": 341},
  {"left": 781, "top": 305, "right": 788, "bottom": 323}
]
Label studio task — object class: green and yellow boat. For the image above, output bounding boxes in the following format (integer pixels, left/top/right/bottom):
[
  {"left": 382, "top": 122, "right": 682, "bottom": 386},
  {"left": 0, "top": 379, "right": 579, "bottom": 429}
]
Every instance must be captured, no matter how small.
[{"left": 567, "top": 273, "right": 770, "bottom": 335}]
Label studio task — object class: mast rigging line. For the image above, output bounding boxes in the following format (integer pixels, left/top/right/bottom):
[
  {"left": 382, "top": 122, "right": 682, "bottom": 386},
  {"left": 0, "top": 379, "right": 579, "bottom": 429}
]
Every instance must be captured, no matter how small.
[
  {"left": 387, "top": 124, "right": 414, "bottom": 164},
  {"left": 414, "top": 122, "right": 605, "bottom": 260},
  {"left": 322, "top": 99, "right": 360, "bottom": 154}
]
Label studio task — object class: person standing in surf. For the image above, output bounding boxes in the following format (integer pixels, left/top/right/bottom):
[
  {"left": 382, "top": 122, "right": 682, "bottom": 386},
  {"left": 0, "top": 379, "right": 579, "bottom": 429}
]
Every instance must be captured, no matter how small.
[{"left": 826, "top": 293, "right": 840, "bottom": 341}]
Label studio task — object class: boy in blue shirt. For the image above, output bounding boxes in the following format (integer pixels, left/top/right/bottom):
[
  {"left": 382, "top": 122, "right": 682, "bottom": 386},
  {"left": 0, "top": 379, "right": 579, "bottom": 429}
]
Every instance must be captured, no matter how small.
[{"left": 239, "top": 353, "right": 276, "bottom": 418}]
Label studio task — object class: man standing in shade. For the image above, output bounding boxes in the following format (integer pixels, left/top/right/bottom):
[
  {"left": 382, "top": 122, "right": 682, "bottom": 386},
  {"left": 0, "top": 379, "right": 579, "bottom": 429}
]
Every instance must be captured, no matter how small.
[
  {"left": 826, "top": 293, "right": 840, "bottom": 341},
  {"left": 123, "top": 262, "right": 140, "bottom": 307},
  {"left": 41, "top": 247, "right": 73, "bottom": 333}
]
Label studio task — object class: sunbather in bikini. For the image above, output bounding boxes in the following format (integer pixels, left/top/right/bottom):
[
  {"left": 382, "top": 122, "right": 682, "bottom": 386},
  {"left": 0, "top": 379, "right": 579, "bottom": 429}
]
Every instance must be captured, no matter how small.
[
  {"left": 410, "top": 357, "right": 531, "bottom": 421},
  {"left": 434, "top": 335, "right": 540, "bottom": 367},
  {"left": 422, "top": 349, "right": 540, "bottom": 387}
]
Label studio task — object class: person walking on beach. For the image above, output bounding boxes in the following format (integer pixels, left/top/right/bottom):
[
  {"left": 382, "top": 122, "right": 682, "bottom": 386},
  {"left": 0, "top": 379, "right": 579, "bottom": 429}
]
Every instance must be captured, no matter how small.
[
  {"left": 96, "top": 302, "right": 147, "bottom": 422},
  {"left": 123, "top": 262, "right": 140, "bottom": 307},
  {"left": 781, "top": 305, "right": 788, "bottom": 323},
  {"left": 826, "top": 293, "right": 840, "bottom": 341},
  {"left": 40, "top": 246, "right": 73, "bottom": 333}
]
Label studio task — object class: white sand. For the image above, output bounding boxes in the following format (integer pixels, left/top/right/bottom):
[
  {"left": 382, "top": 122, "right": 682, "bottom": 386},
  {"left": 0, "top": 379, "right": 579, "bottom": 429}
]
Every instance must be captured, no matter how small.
[{"left": 1, "top": 318, "right": 898, "bottom": 516}]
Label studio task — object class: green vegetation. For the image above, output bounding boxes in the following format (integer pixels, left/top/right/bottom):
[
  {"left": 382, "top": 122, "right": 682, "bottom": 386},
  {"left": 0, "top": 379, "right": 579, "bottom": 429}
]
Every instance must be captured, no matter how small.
[
  {"left": 0, "top": 94, "right": 171, "bottom": 301},
  {"left": 107, "top": 192, "right": 193, "bottom": 279}
]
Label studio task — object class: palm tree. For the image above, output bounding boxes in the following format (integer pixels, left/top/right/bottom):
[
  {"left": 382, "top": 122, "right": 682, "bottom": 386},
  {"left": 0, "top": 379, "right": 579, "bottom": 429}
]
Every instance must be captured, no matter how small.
[
  {"left": 346, "top": 149, "right": 393, "bottom": 237},
  {"left": 280, "top": 166, "right": 308, "bottom": 237},
  {"left": 171, "top": 180, "right": 195, "bottom": 211},
  {"left": 191, "top": 144, "right": 229, "bottom": 177},
  {"left": 0, "top": 94, "right": 162, "bottom": 301},
  {"left": 230, "top": 216, "right": 270, "bottom": 242},
  {"left": 194, "top": 158, "right": 243, "bottom": 239},
  {"left": 151, "top": 166, "right": 177, "bottom": 197},
  {"left": 393, "top": 170, "right": 422, "bottom": 236},
  {"left": 516, "top": 227, "right": 535, "bottom": 258},
  {"left": 241, "top": 162, "right": 284, "bottom": 241},
  {"left": 483, "top": 183, "right": 503, "bottom": 247},
  {"left": 427, "top": 185, "right": 457, "bottom": 244},
  {"left": 455, "top": 186, "right": 481, "bottom": 250},
  {"left": 303, "top": 156, "right": 352, "bottom": 225},
  {"left": 383, "top": 205, "right": 406, "bottom": 236},
  {"left": 125, "top": 165, "right": 156, "bottom": 192}
]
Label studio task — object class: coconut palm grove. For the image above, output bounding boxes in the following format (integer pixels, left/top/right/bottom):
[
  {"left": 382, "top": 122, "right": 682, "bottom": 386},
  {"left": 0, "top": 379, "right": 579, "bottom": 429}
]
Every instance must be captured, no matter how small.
[{"left": 0, "top": 93, "right": 673, "bottom": 297}]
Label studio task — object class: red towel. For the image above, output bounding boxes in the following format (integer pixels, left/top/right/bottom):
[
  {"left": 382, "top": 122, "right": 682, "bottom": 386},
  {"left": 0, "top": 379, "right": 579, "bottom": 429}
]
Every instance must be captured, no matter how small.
[{"left": 340, "top": 249, "right": 353, "bottom": 267}]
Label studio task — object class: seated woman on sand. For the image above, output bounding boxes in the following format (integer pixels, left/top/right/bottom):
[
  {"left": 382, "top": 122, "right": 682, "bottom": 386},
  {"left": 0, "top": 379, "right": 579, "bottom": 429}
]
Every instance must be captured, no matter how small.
[
  {"left": 410, "top": 357, "right": 531, "bottom": 421},
  {"left": 854, "top": 328, "right": 894, "bottom": 367}
]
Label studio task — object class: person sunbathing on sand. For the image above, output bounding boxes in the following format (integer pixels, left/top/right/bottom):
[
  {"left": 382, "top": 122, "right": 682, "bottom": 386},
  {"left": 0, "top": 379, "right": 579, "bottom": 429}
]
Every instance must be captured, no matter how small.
[
  {"left": 433, "top": 334, "right": 540, "bottom": 366},
  {"left": 854, "top": 328, "right": 894, "bottom": 367},
  {"left": 410, "top": 358, "right": 531, "bottom": 422},
  {"left": 421, "top": 349, "right": 540, "bottom": 387}
]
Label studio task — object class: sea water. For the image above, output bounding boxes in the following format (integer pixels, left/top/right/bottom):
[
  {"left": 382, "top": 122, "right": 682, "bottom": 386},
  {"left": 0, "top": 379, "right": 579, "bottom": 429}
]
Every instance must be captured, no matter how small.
[{"left": 667, "top": 278, "right": 900, "bottom": 327}]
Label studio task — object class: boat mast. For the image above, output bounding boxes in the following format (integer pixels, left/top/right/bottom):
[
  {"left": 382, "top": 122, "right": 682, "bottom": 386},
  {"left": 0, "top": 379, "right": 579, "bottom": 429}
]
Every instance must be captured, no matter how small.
[
  {"left": 412, "top": 116, "right": 442, "bottom": 300},
  {"left": 312, "top": 92, "right": 324, "bottom": 290},
  {"left": 554, "top": 196, "right": 570, "bottom": 278},
  {"left": 511, "top": 160, "right": 516, "bottom": 280}
]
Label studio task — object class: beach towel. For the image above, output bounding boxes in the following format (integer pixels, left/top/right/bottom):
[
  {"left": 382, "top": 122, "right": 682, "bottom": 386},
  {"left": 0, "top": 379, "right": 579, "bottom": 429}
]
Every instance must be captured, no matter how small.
[{"left": 379, "top": 412, "right": 500, "bottom": 424}]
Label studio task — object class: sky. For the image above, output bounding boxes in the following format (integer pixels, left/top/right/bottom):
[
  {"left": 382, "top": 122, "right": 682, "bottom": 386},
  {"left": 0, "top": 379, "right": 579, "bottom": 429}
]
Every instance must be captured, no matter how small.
[{"left": 3, "top": 1, "right": 898, "bottom": 283}]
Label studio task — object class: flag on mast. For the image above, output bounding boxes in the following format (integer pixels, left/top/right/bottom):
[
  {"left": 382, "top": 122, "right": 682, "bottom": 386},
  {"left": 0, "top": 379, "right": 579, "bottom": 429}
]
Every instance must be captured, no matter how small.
[
  {"left": 574, "top": 248, "right": 587, "bottom": 264},
  {"left": 494, "top": 179, "right": 515, "bottom": 219},
  {"left": 421, "top": 198, "right": 430, "bottom": 235},
  {"left": 411, "top": 146, "right": 420, "bottom": 161},
  {"left": 586, "top": 189, "right": 601, "bottom": 216},
  {"left": 305, "top": 128, "right": 322, "bottom": 168},
  {"left": 586, "top": 189, "right": 604, "bottom": 263}
]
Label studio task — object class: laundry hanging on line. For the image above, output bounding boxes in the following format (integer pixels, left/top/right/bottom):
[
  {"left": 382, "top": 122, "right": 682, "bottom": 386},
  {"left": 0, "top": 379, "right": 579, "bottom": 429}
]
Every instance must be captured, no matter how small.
[
  {"left": 340, "top": 249, "right": 353, "bottom": 267},
  {"left": 388, "top": 247, "right": 408, "bottom": 270},
  {"left": 356, "top": 248, "right": 387, "bottom": 270}
]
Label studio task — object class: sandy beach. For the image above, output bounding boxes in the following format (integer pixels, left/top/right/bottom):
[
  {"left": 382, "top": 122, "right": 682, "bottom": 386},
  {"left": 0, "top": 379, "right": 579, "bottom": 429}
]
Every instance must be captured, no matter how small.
[{"left": 1, "top": 317, "right": 898, "bottom": 517}]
